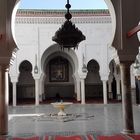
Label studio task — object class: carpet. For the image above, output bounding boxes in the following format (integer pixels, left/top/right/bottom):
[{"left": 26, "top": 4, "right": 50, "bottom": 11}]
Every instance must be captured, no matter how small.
[
  {"left": 1, "top": 134, "right": 140, "bottom": 140},
  {"left": 97, "top": 134, "right": 127, "bottom": 140},
  {"left": 44, "top": 135, "right": 94, "bottom": 140},
  {"left": 12, "top": 136, "right": 40, "bottom": 140},
  {"left": 127, "top": 134, "right": 140, "bottom": 140}
]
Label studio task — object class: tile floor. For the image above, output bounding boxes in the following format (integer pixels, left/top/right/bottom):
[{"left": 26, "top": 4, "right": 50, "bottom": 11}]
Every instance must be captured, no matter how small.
[{"left": 8, "top": 103, "right": 140, "bottom": 137}]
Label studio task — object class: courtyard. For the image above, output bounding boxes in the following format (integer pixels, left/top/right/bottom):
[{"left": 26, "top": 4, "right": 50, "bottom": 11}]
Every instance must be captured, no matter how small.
[{"left": 8, "top": 103, "right": 140, "bottom": 137}]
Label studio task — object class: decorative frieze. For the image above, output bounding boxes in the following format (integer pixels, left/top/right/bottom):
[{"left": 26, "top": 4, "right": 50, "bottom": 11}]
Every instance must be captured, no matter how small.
[{"left": 15, "top": 16, "right": 111, "bottom": 24}]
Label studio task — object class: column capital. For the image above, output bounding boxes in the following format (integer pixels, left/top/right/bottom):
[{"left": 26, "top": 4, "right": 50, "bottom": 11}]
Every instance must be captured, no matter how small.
[
  {"left": 120, "top": 61, "right": 133, "bottom": 66},
  {"left": 0, "top": 65, "right": 8, "bottom": 71},
  {"left": 102, "top": 79, "right": 108, "bottom": 82},
  {"left": 11, "top": 77, "right": 18, "bottom": 83},
  {"left": 114, "top": 74, "right": 120, "bottom": 80},
  {"left": 34, "top": 78, "right": 40, "bottom": 81},
  {"left": 100, "top": 74, "right": 109, "bottom": 81},
  {"left": 79, "top": 74, "right": 87, "bottom": 79},
  {"left": 33, "top": 75, "right": 40, "bottom": 80}
]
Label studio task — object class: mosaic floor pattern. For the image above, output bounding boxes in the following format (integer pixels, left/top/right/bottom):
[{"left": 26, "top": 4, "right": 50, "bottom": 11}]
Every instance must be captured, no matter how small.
[{"left": 33, "top": 113, "right": 94, "bottom": 122}]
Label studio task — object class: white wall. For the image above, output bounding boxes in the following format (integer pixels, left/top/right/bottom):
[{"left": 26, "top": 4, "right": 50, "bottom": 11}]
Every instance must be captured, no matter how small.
[{"left": 9, "top": 10, "right": 116, "bottom": 82}]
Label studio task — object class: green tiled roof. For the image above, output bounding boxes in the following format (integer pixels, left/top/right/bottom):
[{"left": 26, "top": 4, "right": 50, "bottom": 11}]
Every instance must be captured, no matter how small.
[{"left": 16, "top": 9, "right": 110, "bottom": 17}]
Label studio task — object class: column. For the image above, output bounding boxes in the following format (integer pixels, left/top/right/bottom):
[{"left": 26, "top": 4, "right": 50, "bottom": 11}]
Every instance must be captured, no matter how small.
[
  {"left": 103, "top": 80, "right": 108, "bottom": 104},
  {"left": 37, "top": 78, "right": 43, "bottom": 102},
  {"left": 76, "top": 80, "right": 81, "bottom": 101},
  {"left": 39, "top": 81, "right": 42, "bottom": 102},
  {"left": 5, "top": 69, "right": 9, "bottom": 106},
  {"left": 116, "top": 79, "right": 121, "bottom": 100},
  {"left": 0, "top": 66, "right": 8, "bottom": 135},
  {"left": 131, "top": 69, "right": 136, "bottom": 105},
  {"left": 81, "top": 78, "right": 85, "bottom": 104},
  {"left": 35, "top": 79, "right": 39, "bottom": 105},
  {"left": 120, "top": 62, "right": 134, "bottom": 134},
  {"left": 12, "top": 82, "right": 17, "bottom": 106},
  {"left": 40, "top": 78, "right": 44, "bottom": 101}
]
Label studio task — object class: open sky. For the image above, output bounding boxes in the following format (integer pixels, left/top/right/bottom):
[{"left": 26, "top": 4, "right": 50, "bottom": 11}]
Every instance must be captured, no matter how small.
[{"left": 19, "top": 0, "right": 108, "bottom": 9}]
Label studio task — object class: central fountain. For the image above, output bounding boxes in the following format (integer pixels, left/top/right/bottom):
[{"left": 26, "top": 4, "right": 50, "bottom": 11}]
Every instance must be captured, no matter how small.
[
  {"left": 51, "top": 102, "right": 73, "bottom": 116},
  {"left": 32, "top": 101, "right": 94, "bottom": 122}
]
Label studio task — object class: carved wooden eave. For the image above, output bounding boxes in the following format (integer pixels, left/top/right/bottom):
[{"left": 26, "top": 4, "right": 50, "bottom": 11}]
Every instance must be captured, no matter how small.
[
  {"left": 127, "top": 25, "right": 140, "bottom": 38},
  {"left": 0, "top": 0, "right": 19, "bottom": 68},
  {"left": 111, "top": 0, "right": 140, "bottom": 62}
]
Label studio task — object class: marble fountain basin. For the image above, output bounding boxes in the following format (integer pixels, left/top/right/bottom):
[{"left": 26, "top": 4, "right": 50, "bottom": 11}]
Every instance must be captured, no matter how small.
[{"left": 51, "top": 102, "right": 73, "bottom": 116}]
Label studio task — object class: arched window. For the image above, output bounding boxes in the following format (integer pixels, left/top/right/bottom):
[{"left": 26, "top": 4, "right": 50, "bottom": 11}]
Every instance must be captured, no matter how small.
[{"left": 19, "top": 60, "right": 32, "bottom": 73}]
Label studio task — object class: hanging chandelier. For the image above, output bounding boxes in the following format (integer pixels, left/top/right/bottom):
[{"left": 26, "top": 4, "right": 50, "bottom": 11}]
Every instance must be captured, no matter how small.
[{"left": 52, "top": 0, "right": 86, "bottom": 50}]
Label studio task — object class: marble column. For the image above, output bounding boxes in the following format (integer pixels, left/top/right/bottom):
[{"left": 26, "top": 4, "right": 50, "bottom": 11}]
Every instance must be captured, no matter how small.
[
  {"left": 0, "top": 66, "right": 8, "bottom": 135},
  {"left": 12, "top": 82, "right": 17, "bottom": 106},
  {"left": 81, "top": 78, "right": 85, "bottom": 104},
  {"left": 116, "top": 79, "right": 121, "bottom": 100},
  {"left": 76, "top": 80, "right": 81, "bottom": 101},
  {"left": 120, "top": 62, "right": 134, "bottom": 134},
  {"left": 39, "top": 81, "right": 43, "bottom": 102},
  {"left": 35, "top": 79, "right": 39, "bottom": 106},
  {"left": 40, "top": 78, "right": 45, "bottom": 101},
  {"left": 103, "top": 80, "right": 108, "bottom": 104}
]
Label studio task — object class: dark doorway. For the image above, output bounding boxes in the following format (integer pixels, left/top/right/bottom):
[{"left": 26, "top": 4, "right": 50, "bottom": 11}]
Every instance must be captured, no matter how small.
[
  {"left": 17, "top": 60, "right": 35, "bottom": 105},
  {"left": 112, "top": 77, "right": 117, "bottom": 99},
  {"left": 44, "top": 56, "right": 74, "bottom": 101},
  {"left": 85, "top": 59, "right": 103, "bottom": 101},
  {"left": 135, "top": 78, "right": 140, "bottom": 104}
]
